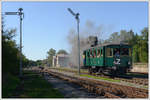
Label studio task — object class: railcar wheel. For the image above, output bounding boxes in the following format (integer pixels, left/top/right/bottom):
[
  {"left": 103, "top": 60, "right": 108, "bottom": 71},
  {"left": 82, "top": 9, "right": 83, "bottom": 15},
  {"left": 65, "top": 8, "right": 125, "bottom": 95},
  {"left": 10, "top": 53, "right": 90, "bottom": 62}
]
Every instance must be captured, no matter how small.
[
  {"left": 118, "top": 68, "right": 127, "bottom": 75},
  {"left": 110, "top": 70, "right": 117, "bottom": 77},
  {"left": 98, "top": 68, "right": 103, "bottom": 75},
  {"left": 88, "top": 67, "right": 92, "bottom": 74}
]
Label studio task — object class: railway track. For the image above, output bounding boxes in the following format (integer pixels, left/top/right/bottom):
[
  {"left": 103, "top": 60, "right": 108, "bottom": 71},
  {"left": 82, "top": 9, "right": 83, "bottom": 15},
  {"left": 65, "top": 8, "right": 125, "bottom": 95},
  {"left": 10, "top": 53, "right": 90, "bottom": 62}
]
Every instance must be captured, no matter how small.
[
  {"left": 29, "top": 67, "right": 148, "bottom": 98},
  {"left": 116, "top": 77, "right": 148, "bottom": 86},
  {"left": 91, "top": 73, "right": 148, "bottom": 86},
  {"left": 49, "top": 67, "right": 148, "bottom": 86}
]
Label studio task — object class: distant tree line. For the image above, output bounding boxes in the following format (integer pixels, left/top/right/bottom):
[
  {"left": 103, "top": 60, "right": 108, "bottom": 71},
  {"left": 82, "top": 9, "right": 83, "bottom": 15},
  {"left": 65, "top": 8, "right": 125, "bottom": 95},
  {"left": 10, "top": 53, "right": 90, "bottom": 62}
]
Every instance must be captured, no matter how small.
[{"left": 26, "top": 49, "right": 68, "bottom": 67}]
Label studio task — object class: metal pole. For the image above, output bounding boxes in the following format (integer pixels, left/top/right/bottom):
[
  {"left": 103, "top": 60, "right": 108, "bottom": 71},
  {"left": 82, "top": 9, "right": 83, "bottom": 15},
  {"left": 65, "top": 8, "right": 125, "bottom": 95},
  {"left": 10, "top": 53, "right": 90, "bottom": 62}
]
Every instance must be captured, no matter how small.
[
  {"left": 19, "top": 8, "right": 23, "bottom": 77},
  {"left": 5, "top": 8, "right": 24, "bottom": 78},
  {"left": 67, "top": 8, "right": 80, "bottom": 75},
  {"left": 76, "top": 14, "right": 80, "bottom": 75}
]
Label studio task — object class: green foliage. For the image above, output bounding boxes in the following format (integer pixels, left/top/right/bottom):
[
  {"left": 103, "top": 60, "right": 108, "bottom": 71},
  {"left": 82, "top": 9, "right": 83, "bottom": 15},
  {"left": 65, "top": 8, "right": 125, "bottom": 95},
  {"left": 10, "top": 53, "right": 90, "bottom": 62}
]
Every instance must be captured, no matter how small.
[
  {"left": 17, "top": 71, "right": 64, "bottom": 98},
  {"left": 106, "top": 32, "right": 120, "bottom": 43},
  {"left": 36, "top": 60, "right": 42, "bottom": 66},
  {"left": 2, "top": 17, "right": 30, "bottom": 97},
  {"left": 47, "top": 48, "right": 56, "bottom": 57},
  {"left": 2, "top": 73, "right": 21, "bottom": 97},
  {"left": 132, "top": 28, "right": 148, "bottom": 63},
  {"left": 47, "top": 48, "right": 56, "bottom": 66},
  {"left": 132, "top": 45, "right": 140, "bottom": 62},
  {"left": 2, "top": 29, "right": 20, "bottom": 75},
  {"left": 57, "top": 49, "right": 68, "bottom": 55}
]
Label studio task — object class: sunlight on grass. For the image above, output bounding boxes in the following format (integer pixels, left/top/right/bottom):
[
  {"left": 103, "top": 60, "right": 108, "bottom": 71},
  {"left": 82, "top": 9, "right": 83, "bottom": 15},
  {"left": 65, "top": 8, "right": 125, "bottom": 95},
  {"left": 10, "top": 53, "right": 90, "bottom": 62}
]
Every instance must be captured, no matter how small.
[{"left": 80, "top": 74, "right": 121, "bottom": 82}]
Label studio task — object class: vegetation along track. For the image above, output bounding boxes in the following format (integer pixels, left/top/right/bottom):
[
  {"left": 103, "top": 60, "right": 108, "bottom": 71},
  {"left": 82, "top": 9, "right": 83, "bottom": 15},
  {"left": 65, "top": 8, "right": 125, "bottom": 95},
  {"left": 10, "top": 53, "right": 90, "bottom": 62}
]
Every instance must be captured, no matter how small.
[
  {"left": 33, "top": 68, "right": 148, "bottom": 98},
  {"left": 50, "top": 68, "right": 148, "bottom": 86},
  {"left": 91, "top": 73, "right": 148, "bottom": 86}
]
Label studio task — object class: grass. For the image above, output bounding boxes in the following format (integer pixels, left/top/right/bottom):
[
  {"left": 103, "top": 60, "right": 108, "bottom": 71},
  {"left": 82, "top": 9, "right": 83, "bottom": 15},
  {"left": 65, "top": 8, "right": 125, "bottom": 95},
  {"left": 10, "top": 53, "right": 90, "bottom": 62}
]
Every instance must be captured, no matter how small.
[
  {"left": 20, "top": 71, "right": 64, "bottom": 98},
  {"left": 143, "top": 85, "right": 148, "bottom": 89},
  {"left": 3, "top": 70, "right": 64, "bottom": 98},
  {"left": 79, "top": 74, "right": 121, "bottom": 82},
  {"left": 2, "top": 73, "right": 21, "bottom": 98},
  {"left": 126, "top": 73, "right": 148, "bottom": 78},
  {"left": 79, "top": 74, "right": 148, "bottom": 89},
  {"left": 51, "top": 67, "right": 120, "bottom": 82}
]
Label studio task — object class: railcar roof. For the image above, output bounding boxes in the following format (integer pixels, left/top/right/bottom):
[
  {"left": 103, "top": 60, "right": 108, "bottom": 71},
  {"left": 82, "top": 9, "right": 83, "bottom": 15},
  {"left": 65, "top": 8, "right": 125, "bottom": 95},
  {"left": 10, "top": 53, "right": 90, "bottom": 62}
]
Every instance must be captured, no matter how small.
[{"left": 83, "top": 42, "right": 130, "bottom": 51}]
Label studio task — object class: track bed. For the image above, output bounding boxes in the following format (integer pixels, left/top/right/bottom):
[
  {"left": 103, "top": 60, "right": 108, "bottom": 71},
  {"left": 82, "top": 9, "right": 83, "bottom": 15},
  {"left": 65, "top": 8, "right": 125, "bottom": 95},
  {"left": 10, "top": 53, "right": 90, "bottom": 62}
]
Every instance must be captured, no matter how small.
[{"left": 28, "top": 67, "right": 148, "bottom": 98}]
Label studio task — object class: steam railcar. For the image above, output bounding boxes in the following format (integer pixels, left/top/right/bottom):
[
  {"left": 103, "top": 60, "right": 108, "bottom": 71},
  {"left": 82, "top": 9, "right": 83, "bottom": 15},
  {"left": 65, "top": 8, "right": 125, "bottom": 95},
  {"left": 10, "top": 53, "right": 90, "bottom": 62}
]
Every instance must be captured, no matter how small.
[{"left": 83, "top": 43, "right": 132, "bottom": 75}]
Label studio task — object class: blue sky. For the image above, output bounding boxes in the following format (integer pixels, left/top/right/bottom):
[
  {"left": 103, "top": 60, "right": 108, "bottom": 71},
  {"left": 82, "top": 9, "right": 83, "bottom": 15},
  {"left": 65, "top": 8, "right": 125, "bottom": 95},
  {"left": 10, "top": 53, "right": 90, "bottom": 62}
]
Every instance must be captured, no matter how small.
[{"left": 2, "top": 2, "right": 148, "bottom": 61}]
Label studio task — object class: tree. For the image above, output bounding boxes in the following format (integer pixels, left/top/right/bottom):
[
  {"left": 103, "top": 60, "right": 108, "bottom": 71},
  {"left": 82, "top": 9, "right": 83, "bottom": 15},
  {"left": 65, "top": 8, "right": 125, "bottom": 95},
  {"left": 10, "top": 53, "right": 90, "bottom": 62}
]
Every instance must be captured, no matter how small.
[
  {"left": 2, "top": 27, "right": 19, "bottom": 75},
  {"left": 107, "top": 32, "right": 120, "bottom": 43},
  {"left": 128, "top": 30, "right": 136, "bottom": 46},
  {"left": 132, "top": 44, "right": 140, "bottom": 62},
  {"left": 120, "top": 30, "right": 127, "bottom": 42},
  {"left": 47, "top": 48, "right": 56, "bottom": 57},
  {"left": 47, "top": 48, "right": 56, "bottom": 66},
  {"left": 2, "top": 15, "right": 30, "bottom": 97},
  {"left": 36, "top": 60, "right": 42, "bottom": 66},
  {"left": 57, "top": 49, "right": 68, "bottom": 55},
  {"left": 2, "top": 15, "right": 30, "bottom": 77},
  {"left": 22, "top": 55, "right": 30, "bottom": 67},
  {"left": 140, "top": 27, "right": 148, "bottom": 62}
]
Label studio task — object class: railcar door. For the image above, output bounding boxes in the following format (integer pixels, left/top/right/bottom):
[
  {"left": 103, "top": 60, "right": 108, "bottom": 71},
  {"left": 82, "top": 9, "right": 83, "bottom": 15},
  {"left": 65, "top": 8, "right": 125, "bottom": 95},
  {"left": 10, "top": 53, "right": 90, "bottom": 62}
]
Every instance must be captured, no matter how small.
[
  {"left": 97, "top": 47, "right": 104, "bottom": 66},
  {"left": 105, "top": 47, "right": 114, "bottom": 67},
  {"left": 85, "top": 50, "right": 90, "bottom": 66}
]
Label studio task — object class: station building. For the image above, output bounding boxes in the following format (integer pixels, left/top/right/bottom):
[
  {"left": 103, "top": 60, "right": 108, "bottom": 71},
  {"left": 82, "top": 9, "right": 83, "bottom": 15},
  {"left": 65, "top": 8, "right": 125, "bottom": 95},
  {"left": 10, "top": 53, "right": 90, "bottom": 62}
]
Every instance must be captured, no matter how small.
[{"left": 52, "top": 54, "right": 70, "bottom": 67}]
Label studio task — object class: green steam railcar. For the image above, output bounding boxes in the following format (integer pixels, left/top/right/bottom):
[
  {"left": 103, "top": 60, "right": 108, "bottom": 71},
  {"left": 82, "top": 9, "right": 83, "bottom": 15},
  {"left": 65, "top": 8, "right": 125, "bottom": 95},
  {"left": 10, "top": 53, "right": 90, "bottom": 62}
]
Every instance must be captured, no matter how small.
[{"left": 83, "top": 43, "right": 132, "bottom": 75}]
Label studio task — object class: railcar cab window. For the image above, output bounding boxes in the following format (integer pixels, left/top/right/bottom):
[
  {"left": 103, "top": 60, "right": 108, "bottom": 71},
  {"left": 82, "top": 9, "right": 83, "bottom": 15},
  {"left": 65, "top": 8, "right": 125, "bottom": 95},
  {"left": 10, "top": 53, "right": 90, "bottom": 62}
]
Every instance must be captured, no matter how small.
[
  {"left": 97, "top": 49, "right": 100, "bottom": 58},
  {"left": 101, "top": 49, "right": 103, "bottom": 56},
  {"left": 83, "top": 51, "right": 86, "bottom": 64},
  {"left": 87, "top": 50, "right": 90, "bottom": 58},
  {"left": 90, "top": 49, "right": 93, "bottom": 58},
  {"left": 129, "top": 48, "right": 131, "bottom": 56},
  {"left": 83, "top": 51, "right": 86, "bottom": 58},
  {"left": 89, "top": 50, "right": 91, "bottom": 58},
  {"left": 94, "top": 49, "right": 96, "bottom": 58},
  {"left": 106, "top": 48, "right": 113, "bottom": 57},
  {"left": 113, "top": 48, "right": 120, "bottom": 57},
  {"left": 121, "top": 48, "right": 129, "bottom": 56}
]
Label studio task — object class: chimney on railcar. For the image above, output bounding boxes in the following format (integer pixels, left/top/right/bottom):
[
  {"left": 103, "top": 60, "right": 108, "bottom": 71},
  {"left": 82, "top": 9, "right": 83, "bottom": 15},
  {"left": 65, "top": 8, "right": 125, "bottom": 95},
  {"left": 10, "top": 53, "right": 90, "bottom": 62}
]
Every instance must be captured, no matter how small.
[{"left": 87, "top": 36, "right": 98, "bottom": 47}]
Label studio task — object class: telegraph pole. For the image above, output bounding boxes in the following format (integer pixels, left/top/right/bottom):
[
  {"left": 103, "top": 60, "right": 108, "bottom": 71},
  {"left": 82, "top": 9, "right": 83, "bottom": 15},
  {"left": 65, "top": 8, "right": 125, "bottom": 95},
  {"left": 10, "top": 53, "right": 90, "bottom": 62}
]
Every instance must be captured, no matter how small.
[
  {"left": 68, "top": 8, "right": 80, "bottom": 75},
  {"left": 5, "top": 8, "right": 24, "bottom": 78}
]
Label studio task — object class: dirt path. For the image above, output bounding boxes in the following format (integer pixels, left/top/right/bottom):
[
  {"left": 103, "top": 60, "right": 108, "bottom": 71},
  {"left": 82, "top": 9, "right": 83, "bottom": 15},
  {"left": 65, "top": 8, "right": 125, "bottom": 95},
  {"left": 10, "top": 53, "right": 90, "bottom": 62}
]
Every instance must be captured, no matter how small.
[{"left": 42, "top": 72, "right": 103, "bottom": 98}]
